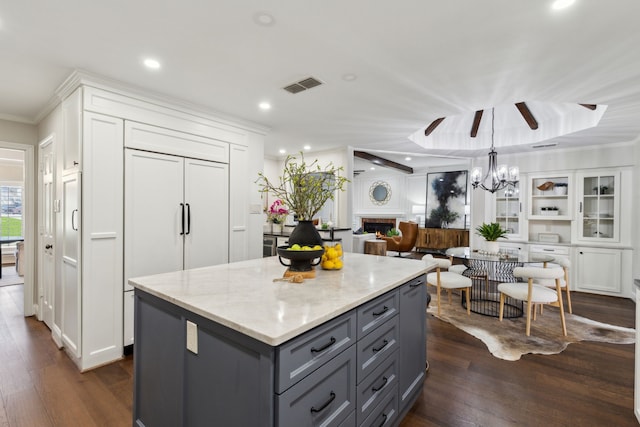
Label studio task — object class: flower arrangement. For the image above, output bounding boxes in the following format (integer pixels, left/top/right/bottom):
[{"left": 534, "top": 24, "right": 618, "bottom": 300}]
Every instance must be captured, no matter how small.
[
  {"left": 257, "top": 153, "right": 349, "bottom": 221},
  {"left": 266, "top": 199, "right": 289, "bottom": 224}
]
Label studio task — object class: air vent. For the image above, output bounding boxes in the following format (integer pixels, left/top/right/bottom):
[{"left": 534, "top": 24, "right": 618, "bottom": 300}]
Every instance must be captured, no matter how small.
[
  {"left": 532, "top": 143, "right": 558, "bottom": 149},
  {"left": 283, "top": 76, "right": 323, "bottom": 94}
]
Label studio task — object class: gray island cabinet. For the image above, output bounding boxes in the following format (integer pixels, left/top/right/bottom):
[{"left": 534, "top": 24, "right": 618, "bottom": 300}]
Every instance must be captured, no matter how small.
[{"left": 129, "top": 253, "right": 433, "bottom": 427}]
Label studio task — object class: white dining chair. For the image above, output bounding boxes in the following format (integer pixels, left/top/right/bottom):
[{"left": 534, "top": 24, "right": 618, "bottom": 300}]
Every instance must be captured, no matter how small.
[
  {"left": 498, "top": 266, "right": 567, "bottom": 337},
  {"left": 423, "top": 254, "right": 472, "bottom": 316},
  {"left": 535, "top": 256, "right": 572, "bottom": 314}
]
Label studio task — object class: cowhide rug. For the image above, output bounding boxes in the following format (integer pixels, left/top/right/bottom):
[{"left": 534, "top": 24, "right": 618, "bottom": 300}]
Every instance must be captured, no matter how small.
[{"left": 427, "top": 301, "right": 635, "bottom": 361}]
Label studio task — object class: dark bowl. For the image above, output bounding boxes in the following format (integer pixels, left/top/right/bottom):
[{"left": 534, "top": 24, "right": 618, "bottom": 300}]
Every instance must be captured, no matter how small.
[{"left": 276, "top": 245, "right": 325, "bottom": 271}]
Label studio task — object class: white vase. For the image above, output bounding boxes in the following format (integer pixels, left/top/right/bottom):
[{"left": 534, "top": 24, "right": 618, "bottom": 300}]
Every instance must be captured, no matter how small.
[{"left": 485, "top": 241, "right": 500, "bottom": 254}]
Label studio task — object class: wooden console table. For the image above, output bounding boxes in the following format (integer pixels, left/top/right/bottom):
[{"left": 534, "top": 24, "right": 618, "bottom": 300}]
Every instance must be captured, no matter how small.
[{"left": 415, "top": 228, "right": 468, "bottom": 251}]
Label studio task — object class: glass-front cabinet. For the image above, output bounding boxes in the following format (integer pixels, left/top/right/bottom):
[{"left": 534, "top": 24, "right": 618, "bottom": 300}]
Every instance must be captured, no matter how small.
[
  {"left": 576, "top": 171, "right": 620, "bottom": 242},
  {"left": 494, "top": 183, "right": 523, "bottom": 239}
]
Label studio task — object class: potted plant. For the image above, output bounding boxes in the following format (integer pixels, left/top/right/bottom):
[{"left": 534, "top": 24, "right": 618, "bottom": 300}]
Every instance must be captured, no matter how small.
[
  {"left": 257, "top": 152, "right": 349, "bottom": 248},
  {"left": 475, "top": 222, "right": 508, "bottom": 253}
]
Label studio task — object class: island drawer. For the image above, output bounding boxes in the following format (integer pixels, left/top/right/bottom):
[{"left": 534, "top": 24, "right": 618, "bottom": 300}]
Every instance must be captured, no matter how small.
[
  {"left": 276, "top": 310, "right": 357, "bottom": 393},
  {"left": 359, "top": 384, "right": 398, "bottom": 427},
  {"left": 276, "top": 345, "right": 356, "bottom": 427},
  {"left": 356, "top": 315, "right": 399, "bottom": 381},
  {"left": 356, "top": 350, "right": 398, "bottom": 424},
  {"left": 357, "top": 289, "right": 399, "bottom": 339}
]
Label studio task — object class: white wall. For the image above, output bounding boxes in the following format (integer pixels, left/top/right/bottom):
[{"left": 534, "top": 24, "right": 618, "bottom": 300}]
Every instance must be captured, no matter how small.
[
  {"left": 353, "top": 161, "right": 471, "bottom": 230},
  {"left": 0, "top": 119, "right": 38, "bottom": 146}
]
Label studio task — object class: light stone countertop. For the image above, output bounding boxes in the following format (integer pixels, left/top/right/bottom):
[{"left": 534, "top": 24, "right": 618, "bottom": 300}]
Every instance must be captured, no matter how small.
[{"left": 129, "top": 252, "right": 434, "bottom": 346}]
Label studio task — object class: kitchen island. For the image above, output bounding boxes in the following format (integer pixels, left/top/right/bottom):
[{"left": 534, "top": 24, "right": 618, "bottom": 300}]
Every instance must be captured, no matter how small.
[{"left": 130, "top": 252, "right": 433, "bottom": 427}]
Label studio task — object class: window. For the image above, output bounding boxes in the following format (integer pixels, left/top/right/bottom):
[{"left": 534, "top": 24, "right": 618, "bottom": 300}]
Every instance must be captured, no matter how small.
[{"left": 0, "top": 185, "right": 23, "bottom": 237}]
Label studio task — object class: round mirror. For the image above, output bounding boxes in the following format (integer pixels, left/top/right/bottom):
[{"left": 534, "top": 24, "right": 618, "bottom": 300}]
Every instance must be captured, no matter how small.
[{"left": 369, "top": 181, "right": 391, "bottom": 205}]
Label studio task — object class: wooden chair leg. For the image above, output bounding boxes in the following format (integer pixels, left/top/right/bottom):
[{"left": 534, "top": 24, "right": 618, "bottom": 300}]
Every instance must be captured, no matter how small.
[
  {"left": 447, "top": 289, "right": 452, "bottom": 304},
  {"left": 525, "top": 299, "right": 532, "bottom": 336},
  {"left": 465, "top": 287, "right": 471, "bottom": 315},
  {"left": 437, "top": 284, "right": 442, "bottom": 316},
  {"left": 525, "top": 280, "right": 533, "bottom": 336},
  {"left": 499, "top": 292, "right": 505, "bottom": 321},
  {"left": 565, "top": 287, "right": 573, "bottom": 314},
  {"left": 557, "top": 281, "right": 567, "bottom": 336}
]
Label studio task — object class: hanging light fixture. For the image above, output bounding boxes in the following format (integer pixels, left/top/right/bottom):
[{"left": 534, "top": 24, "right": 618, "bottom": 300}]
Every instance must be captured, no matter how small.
[{"left": 471, "top": 108, "right": 519, "bottom": 193}]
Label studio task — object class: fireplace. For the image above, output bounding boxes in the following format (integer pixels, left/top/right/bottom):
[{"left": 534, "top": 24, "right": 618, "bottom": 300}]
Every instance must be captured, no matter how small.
[{"left": 361, "top": 218, "right": 396, "bottom": 235}]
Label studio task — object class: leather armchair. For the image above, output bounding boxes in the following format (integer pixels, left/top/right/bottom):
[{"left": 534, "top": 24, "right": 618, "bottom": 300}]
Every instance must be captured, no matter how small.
[{"left": 382, "top": 221, "right": 418, "bottom": 257}]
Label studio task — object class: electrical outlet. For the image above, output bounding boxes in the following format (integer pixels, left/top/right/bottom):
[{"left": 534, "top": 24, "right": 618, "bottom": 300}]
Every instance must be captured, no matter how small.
[{"left": 186, "top": 320, "right": 198, "bottom": 354}]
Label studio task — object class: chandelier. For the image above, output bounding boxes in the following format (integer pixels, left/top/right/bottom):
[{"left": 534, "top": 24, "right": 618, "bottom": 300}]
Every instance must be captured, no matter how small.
[{"left": 471, "top": 108, "right": 519, "bottom": 193}]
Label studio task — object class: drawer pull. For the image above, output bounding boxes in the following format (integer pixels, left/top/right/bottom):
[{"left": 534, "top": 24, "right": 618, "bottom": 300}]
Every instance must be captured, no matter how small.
[
  {"left": 372, "top": 339, "right": 389, "bottom": 353},
  {"left": 409, "top": 281, "right": 421, "bottom": 288},
  {"left": 372, "top": 306, "right": 389, "bottom": 316},
  {"left": 371, "top": 376, "right": 388, "bottom": 392},
  {"left": 375, "top": 413, "right": 388, "bottom": 427},
  {"left": 310, "top": 336, "right": 336, "bottom": 353},
  {"left": 310, "top": 391, "right": 336, "bottom": 413}
]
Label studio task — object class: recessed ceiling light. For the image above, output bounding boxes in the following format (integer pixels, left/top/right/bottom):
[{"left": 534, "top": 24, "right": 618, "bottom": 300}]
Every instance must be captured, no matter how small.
[
  {"left": 279, "top": 149, "right": 286, "bottom": 154},
  {"left": 405, "top": 157, "right": 412, "bottom": 161},
  {"left": 254, "top": 12, "right": 275, "bottom": 26},
  {"left": 143, "top": 58, "right": 161, "bottom": 70},
  {"left": 303, "top": 145, "right": 311, "bottom": 150},
  {"left": 342, "top": 73, "right": 358, "bottom": 82},
  {"left": 259, "top": 102, "right": 271, "bottom": 110},
  {"left": 370, "top": 167, "right": 375, "bottom": 170},
  {"left": 551, "top": 0, "right": 576, "bottom": 10}
]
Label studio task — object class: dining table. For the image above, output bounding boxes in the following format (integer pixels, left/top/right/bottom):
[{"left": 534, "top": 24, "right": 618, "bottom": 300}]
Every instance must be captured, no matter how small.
[{"left": 449, "top": 248, "right": 554, "bottom": 318}]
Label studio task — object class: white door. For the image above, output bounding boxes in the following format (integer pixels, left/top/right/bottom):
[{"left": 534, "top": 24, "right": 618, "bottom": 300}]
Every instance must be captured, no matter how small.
[
  {"left": 183, "top": 159, "right": 229, "bottom": 269},
  {"left": 60, "top": 172, "right": 81, "bottom": 357},
  {"left": 38, "top": 138, "right": 55, "bottom": 332},
  {"left": 124, "top": 149, "right": 184, "bottom": 290}
]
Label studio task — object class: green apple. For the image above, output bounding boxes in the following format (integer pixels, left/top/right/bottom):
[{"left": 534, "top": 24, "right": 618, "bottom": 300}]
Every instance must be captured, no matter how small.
[{"left": 289, "top": 244, "right": 301, "bottom": 251}]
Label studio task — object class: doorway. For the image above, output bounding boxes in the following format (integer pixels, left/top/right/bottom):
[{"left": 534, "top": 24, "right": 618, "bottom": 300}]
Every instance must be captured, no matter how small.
[{"left": 0, "top": 141, "right": 35, "bottom": 317}]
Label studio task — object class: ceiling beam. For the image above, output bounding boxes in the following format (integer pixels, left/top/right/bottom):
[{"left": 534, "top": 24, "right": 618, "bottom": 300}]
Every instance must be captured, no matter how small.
[
  {"left": 470, "top": 110, "right": 484, "bottom": 138},
  {"left": 515, "top": 102, "right": 538, "bottom": 130},
  {"left": 354, "top": 151, "right": 413, "bottom": 174},
  {"left": 424, "top": 117, "right": 445, "bottom": 136},
  {"left": 579, "top": 103, "right": 597, "bottom": 110}
]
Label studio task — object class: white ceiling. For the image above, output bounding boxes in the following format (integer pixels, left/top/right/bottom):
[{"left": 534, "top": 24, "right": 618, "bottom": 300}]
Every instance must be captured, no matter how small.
[{"left": 1, "top": 1, "right": 639, "bottom": 167}]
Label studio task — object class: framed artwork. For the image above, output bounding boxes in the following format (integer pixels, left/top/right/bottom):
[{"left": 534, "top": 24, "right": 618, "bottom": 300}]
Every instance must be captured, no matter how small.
[{"left": 425, "top": 170, "right": 468, "bottom": 229}]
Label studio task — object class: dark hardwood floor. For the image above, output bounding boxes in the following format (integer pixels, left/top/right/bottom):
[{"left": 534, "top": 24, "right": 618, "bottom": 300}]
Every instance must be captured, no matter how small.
[
  {"left": 401, "top": 290, "right": 637, "bottom": 427},
  {"left": 0, "top": 283, "right": 636, "bottom": 426}
]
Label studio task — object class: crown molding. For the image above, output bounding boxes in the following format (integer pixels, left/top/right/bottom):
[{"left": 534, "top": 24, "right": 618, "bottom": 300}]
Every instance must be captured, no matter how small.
[{"left": 35, "top": 69, "right": 270, "bottom": 135}]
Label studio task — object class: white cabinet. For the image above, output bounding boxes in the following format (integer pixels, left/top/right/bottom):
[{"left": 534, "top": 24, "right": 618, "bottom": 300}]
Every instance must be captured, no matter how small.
[
  {"left": 575, "top": 246, "right": 621, "bottom": 295},
  {"left": 124, "top": 148, "right": 229, "bottom": 344},
  {"left": 527, "top": 173, "right": 573, "bottom": 243},
  {"left": 575, "top": 171, "right": 620, "bottom": 243},
  {"left": 124, "top": 149, "right": 229, "bottom": 284},
  {"left": 493, "top": 181, "right": 525, "bottom": 240},
  {"left": 61, "top": 87, "right": 82, "bottom": 173},
  {"left": 59, "top": 110, "right": 124, "bottom": 370},
  {"left": 61, "top": 172, "right": 81, "bottom": 358}
]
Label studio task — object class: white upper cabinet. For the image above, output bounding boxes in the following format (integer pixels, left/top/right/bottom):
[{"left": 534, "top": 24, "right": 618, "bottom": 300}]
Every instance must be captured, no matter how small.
[
  {"left": 493, "top": 179, "right": 526, "bottom": 240},
  {"left": 575, "top": 170, "right": 620, "bottom": 243},
  {"left": 527, "top": 172, "right": 573, "bottom": 244}
]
